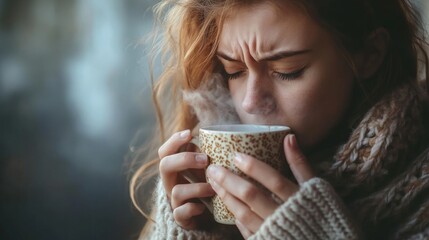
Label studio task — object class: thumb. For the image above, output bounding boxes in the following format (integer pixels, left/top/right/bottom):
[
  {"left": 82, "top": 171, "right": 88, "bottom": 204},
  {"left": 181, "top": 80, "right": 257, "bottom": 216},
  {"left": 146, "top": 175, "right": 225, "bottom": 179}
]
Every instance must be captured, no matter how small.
[{"left": 284, "top": 134, "right": 314, "bottom": 184}]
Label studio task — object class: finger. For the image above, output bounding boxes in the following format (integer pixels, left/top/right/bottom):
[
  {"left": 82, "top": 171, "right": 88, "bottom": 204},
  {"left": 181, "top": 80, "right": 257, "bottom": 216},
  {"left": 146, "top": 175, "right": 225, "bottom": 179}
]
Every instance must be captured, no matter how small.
[
  {"left": 233, "top": 152, "right": 298, "bottom": 201},
  {"left": 159, "top": 152, "right": 208, "bottom": 196},
  {"left": 173, "top": 202, "right": 206, "bottom": 230},
  {"left": 210, "top": 180, "right": 264, "bottom": 233},
  {"left": 160, "top": 152, "right": 208, "bottom": 174},
  {"left": 158, "top": 129, "right": 192, "bottom": 159},
  {"left": 236, "top": 220, "right": 253, "bottom": 239},
  {"left": 207, "top": 165, "right": 278, "bottom": 218},
  {"left": 171, "top": 183, "right": 215, "bottom": 209},
  {"left": 284, "top": 134, "right": 315, "bottom": 184}
]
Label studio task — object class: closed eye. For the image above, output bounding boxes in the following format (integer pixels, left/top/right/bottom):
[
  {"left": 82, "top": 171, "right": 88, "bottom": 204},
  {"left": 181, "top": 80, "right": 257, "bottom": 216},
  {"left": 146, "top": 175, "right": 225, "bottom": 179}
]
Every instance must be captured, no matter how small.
[
  {"left": 274, "top": 67, "right": 306, "bottom": 81},
  {"left": 224, "top": 71, "right": 244, "bottom": 80},
  {"left": 224, "top": 66, "right": 307, "bottom": 81}
]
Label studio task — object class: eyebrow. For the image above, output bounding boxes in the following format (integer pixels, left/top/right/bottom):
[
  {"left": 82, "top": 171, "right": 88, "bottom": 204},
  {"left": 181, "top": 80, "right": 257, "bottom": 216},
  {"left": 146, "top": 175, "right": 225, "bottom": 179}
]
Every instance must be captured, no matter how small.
[{"left": 216, "top": 49, "right": 312, "bottom": 62}]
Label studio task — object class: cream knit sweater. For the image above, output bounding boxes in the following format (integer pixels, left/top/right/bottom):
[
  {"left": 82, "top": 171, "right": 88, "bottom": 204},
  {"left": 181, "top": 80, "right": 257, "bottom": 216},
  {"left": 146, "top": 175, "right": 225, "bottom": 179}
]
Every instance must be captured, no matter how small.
[{"left": 143, "top": 84, "right": 429, "bottom": 240}]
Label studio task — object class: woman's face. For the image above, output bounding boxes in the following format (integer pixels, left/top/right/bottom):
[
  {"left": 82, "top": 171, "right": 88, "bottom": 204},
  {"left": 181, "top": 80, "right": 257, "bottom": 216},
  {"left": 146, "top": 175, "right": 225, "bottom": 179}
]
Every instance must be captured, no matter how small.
[{"left": 217, "top": 1, "right": 355, "bottom": 149}]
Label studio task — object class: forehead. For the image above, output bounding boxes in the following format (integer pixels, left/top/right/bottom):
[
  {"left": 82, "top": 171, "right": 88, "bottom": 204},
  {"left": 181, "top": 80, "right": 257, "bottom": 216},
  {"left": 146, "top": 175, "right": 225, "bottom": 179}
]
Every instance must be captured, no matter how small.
[{"left": 218, "top": 1, "right": 325, "bottom": 56}]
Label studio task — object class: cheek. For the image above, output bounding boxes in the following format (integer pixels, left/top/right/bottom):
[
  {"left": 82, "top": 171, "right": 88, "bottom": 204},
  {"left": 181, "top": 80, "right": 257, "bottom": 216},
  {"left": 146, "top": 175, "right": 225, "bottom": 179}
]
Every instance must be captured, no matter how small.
[
  {"left": 228, "top": 81, "right": 245, "bottom": 110},
  {"left": 228, "top": 79, "right": 246, "bottom": 104},
  {"left": 284, "top": 67, "right": 354, "bottom": 147}
]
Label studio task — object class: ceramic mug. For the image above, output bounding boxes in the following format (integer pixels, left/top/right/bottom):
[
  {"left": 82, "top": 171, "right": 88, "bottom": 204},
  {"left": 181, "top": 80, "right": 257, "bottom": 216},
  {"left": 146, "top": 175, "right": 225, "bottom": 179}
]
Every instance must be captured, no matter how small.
[{"left": 185, "top": 124, "right": 290, "bottom": 225}]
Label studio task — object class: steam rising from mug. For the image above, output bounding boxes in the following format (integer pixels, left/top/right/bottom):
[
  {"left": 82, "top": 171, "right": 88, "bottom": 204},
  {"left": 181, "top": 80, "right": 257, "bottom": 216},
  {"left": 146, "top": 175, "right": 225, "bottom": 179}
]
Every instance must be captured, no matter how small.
[{"left": 183, "top": 74, "right": 240, "bottom": 126}]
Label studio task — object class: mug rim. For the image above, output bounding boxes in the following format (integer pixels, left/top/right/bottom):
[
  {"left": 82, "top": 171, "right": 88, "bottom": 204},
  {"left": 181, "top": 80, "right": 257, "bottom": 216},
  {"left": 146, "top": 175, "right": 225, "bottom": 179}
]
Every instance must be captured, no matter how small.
[{"left": 200, "top": 124, "right": 290, "bottom": 134}]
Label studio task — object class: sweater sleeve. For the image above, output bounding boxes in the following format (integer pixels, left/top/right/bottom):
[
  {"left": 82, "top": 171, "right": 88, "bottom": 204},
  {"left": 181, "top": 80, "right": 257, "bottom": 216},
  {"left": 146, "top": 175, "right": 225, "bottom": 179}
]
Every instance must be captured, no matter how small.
[
  {"left": 249, "top": 178, "right": 361, "bottom": 240},
  {"left": 145, "top": 178, "right": 226, "bottom": 240}
]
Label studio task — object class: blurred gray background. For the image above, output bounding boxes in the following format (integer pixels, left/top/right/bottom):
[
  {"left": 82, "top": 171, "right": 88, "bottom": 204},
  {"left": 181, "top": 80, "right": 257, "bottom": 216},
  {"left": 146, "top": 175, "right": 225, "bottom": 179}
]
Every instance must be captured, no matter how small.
[
  {"left": 0, "top": 0, "right": 428, "bottom": 240},
  {"left": 1, "top": 0, "right": 156, "bottom": 239}
]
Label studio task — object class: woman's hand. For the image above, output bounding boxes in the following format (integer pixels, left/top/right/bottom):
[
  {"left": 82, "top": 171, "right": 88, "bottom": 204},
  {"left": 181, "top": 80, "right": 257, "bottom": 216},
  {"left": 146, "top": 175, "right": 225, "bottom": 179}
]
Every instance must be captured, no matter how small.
[
  {"left": 206, "top": 134, "right": 315, "bottom": 239},
  {"left": 158, "top": 129, "right": 215, "bottom": 230}
]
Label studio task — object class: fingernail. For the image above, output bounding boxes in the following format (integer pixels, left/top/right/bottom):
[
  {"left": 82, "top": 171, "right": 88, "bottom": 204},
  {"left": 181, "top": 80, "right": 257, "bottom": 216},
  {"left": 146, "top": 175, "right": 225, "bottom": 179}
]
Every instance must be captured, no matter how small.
[
  {"left": 234, "top": 152, "right": 245, "bottom": 165},
  {"left": 179, "top": 129, "right": 190, "bottom": 138},
  {"left": 195, "top": 154, "right": 207, "bottom": 164},
  {"left": 207, "top": 165, "right": 221, "bottom": 178}
]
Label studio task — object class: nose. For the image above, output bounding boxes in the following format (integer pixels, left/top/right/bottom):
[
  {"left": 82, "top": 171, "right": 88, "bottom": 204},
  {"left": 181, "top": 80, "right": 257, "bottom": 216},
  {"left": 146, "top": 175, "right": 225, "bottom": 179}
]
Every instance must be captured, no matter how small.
[{"left": 241, "top": 74, "right": 276, "bottom": 115}]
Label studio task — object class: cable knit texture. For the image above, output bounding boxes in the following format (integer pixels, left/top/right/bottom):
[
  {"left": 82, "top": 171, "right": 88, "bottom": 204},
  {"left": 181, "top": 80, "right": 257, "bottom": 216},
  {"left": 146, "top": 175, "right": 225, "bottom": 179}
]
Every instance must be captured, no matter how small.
[
  {"left": 143, "top": 84, "right": 429, "bottom": 240},
  {"left": 147, "top": 179, "right": 226, "bottom": 240},
  {"left": 249, "top": 178, "right": 360, "bottom": 240}
]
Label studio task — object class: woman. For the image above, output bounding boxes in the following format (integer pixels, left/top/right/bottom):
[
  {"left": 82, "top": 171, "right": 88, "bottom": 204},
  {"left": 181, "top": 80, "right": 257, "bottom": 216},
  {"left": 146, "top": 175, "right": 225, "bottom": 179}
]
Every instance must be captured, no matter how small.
[{"left": 130, "top": 0, "right": 429, "bottom": 239}]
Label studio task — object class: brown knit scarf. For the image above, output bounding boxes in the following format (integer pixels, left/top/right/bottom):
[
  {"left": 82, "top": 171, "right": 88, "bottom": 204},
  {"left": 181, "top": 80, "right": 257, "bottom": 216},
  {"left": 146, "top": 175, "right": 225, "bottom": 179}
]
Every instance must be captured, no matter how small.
[{"left": 315, "top": 84, "right": 429, "bottom": 239}]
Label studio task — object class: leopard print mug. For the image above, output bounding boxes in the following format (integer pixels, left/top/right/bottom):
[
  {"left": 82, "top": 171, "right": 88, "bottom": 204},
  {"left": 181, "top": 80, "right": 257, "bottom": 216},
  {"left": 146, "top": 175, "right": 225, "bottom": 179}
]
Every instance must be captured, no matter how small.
[{"left": 196, "top": 124, "right": 290, "bottom": 225}]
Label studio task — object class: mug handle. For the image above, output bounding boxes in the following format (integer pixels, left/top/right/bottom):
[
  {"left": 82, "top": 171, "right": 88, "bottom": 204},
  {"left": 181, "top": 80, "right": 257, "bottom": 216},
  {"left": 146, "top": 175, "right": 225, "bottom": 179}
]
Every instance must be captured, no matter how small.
[{"left": 180, "top": 136, "right": 214, "bottom": 213}]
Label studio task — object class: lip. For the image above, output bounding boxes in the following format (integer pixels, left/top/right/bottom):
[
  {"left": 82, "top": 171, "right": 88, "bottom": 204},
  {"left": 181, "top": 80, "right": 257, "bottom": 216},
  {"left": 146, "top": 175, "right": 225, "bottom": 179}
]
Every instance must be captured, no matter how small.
[{"left": 239, "top": 118, "right": 287, "bottom": 126}]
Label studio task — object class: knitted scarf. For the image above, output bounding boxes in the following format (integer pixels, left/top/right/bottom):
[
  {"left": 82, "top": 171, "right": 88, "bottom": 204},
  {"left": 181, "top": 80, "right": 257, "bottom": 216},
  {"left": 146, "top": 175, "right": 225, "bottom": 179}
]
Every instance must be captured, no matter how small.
[
  {"left": 315, "top": 84, "right": 429, "bottom": 239},
  {"left": 145, "top": 83, "right": 429, "bottom": 240}
]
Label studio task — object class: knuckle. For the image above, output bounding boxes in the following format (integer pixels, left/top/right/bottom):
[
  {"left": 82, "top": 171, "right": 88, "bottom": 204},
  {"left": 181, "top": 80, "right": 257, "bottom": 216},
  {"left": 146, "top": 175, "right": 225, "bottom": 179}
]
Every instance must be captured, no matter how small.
[
  {"left": 240, "top": 159, "right": 255, "bottom": 173},
  {"left": 235, "top": 209, "right": 252, "bottom": 223},
  {"left": 271, "top": 179, "right": 286, "bottom": 193},
  {"left": 171, "top": 185, "right": 182, "bottom": 201},
  {"left": 182, "top": 202, "right": 194, "bottom": 216},
  {"left": 157, "top": 132, "right": 184, "bottom": 159},
  {"left": 157, "top": 146, "right": 165, "bottom": 159},
  {"left": 173, "top": 204, "right": 191, "bottom": 222},
  {"left": 239, "top": 185, "right": 258, "bottom": 202},
  {"left": 158, "top": 156, "right": 169, "bottom": 173},
  {"left": 173, "top": 207, "right": 194, "bottom": 229},
  {"left": 172, "top": 207, "right": 182, "bottom": 221},
  {"left": 215, "top": 168, "right": 227, "bottom": 185}
]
